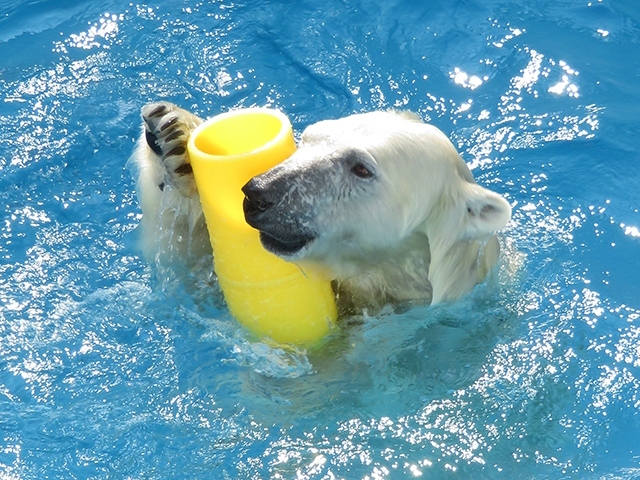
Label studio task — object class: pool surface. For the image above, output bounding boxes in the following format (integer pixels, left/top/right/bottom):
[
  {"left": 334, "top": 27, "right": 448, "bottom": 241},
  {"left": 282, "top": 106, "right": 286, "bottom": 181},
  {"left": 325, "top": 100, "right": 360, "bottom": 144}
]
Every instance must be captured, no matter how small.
[{"left": 2, "top": 0, "right": 640, "bottom": 478}]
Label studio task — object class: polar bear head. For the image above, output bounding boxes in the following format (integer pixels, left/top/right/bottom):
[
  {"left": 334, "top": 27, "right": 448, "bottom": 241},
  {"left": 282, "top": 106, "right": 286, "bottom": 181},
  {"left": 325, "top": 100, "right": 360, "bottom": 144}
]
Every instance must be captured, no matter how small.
[{"left": 242, "top": 111, "right": 511, "bottom": 281}]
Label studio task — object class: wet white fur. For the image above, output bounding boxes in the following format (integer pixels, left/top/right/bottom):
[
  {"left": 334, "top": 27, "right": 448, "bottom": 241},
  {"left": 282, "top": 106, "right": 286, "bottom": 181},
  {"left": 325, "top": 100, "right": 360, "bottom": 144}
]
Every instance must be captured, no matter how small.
[{"left": 128, "top": 132, "right": 209, "bottom": 267}]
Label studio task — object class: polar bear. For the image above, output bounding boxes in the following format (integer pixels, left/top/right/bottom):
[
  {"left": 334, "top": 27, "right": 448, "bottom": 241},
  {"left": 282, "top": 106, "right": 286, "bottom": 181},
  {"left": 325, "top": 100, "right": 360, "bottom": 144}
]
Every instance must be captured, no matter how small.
[{"left": 130, "top": 102, "right": 511, "bottom": 313}]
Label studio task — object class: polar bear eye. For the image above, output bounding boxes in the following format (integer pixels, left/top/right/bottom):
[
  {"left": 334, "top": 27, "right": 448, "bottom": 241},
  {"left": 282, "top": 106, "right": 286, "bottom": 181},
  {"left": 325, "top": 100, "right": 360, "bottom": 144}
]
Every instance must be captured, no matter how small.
[{"left": 351, "top": 163, "right": 373, "bottom": 179}]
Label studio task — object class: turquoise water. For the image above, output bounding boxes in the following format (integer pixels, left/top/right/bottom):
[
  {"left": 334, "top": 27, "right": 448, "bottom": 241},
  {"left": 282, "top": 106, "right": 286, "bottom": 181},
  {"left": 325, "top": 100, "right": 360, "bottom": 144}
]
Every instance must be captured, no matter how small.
[{"left": 2, "top": 0, "right": 640, "bottom": 478}]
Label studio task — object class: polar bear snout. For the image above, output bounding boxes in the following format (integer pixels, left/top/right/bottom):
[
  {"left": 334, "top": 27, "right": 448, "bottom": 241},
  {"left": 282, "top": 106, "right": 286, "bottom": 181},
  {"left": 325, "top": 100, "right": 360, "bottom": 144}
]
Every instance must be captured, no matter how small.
[
  {"left": 242, "top": 177, "right": 318, "bottom": 258},
  {"left": 242, "top": 179, "right": 274, "bottom": 218}
]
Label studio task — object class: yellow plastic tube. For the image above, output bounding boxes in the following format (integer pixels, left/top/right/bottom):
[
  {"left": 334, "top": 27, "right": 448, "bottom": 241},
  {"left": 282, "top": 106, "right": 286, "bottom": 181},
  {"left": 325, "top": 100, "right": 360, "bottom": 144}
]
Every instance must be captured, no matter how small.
[{"left": 187, "top": 108, "right": 338, "bottom": 346}]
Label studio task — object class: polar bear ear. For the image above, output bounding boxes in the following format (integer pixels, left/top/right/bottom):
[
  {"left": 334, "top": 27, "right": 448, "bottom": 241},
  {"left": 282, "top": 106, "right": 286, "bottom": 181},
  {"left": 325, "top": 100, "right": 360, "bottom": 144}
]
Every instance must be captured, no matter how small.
[
  {"left": 391, "top": 110, "right": 424, "bottom": 123},
  {"left": 462, "top": 183, "right": 511, "bottom": 239}
]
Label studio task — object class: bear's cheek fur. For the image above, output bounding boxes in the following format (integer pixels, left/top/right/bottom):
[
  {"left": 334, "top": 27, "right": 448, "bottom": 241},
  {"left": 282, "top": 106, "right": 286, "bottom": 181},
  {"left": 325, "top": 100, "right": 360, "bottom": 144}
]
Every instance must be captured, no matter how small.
[{"left": 309, "top": 191, "right": 409, "bottom": 258}]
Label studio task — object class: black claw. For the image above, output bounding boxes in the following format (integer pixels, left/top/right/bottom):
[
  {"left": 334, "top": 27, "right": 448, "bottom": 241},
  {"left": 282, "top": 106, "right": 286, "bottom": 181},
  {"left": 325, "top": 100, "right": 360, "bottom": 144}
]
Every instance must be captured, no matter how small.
[
  {"left": 160, "top": 116, "right": 178, "bottom": 131},
  {"left": 147, "top": 104, "right": 168, "bottom": 118},
  {"left": 166, "top": 145, "right": 186, "bottom": 157},
  {"left": 174, "top": 163, "right": 193, "bottom": 175},
  {"left": 145, "top": 130, "right": 164, "bottom": 156},
  {"left": 165, "top": 129, "right": 184, "bottom": 142}
]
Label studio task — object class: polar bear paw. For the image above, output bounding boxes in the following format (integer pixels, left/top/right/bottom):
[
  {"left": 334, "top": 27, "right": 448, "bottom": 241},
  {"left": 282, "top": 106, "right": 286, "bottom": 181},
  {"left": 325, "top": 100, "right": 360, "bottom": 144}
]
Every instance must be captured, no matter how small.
[{"left": 142, "top": 101, "right": 203, "bottom": 198}]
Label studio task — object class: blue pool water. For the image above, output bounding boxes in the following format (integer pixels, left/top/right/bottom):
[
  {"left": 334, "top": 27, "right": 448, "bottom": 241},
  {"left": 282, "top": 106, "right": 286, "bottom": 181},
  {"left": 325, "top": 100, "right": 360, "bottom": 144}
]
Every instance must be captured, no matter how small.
[{"left": 2, "top": 0, "right": 640, "bottom": 478}]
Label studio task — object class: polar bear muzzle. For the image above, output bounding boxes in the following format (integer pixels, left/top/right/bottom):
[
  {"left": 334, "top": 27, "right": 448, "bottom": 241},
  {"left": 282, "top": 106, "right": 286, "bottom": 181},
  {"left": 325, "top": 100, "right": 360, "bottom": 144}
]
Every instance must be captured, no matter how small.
[{"left": 242, "top": 177, "right": 318, "bottom": 257}]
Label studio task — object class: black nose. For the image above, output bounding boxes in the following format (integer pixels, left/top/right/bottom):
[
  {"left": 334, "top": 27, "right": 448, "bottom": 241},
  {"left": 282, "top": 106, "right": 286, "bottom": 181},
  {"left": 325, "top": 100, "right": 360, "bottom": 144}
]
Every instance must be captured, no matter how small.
[{"left": 242, "top": 178, "right": 273, "bottom": 218}]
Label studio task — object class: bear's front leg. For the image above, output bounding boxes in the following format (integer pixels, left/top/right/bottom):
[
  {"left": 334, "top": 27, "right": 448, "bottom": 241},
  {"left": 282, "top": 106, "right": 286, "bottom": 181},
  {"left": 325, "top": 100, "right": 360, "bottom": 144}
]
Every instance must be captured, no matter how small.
[
  {"left": 142, "top": 101, "right": 203, "bottom": 198},
  {"left": 130, "top": 101, "right": 211, "bottom": 267}
]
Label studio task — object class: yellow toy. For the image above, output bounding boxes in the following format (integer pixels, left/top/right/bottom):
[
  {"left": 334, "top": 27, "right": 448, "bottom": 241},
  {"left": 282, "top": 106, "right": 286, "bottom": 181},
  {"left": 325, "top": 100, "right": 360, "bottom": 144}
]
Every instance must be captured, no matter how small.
[{"left": 187, "top": 108, "right": 338, "bottom": 346}]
